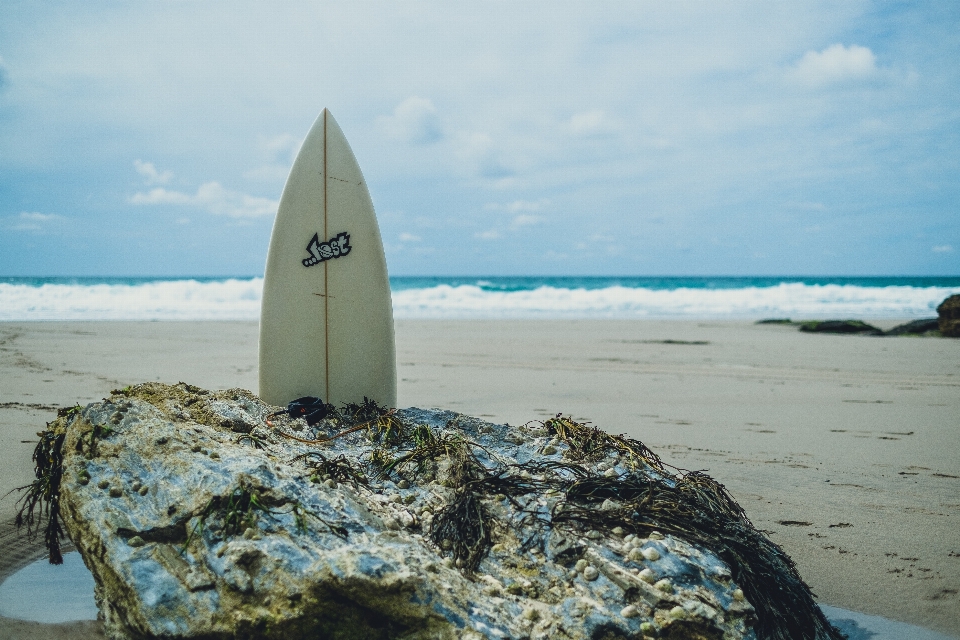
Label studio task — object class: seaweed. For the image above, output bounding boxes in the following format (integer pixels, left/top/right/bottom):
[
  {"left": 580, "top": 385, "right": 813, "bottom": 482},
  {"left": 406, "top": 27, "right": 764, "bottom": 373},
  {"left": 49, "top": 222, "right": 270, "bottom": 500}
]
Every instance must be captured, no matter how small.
[
  {"left": 292, "top": 452, "right": 370, "bottom": 488},
  {"left": 553, "top": 469, "right": 841, "bottom": 640},
  {"left": 401, "top": 413, "right": 843, "bottom": 640},
  {"left": 183, "top": 482, "right": 348, "bottom": 553},
  {"left": 377, "top": 430, "right": 472, "bottom": 481},
  {"left": 8, "top": 429, "right": 67, "bottom": 564},
  {"left": 335, "top": 397, "right": 392, "bottom": 426},
  {"left": 75, "top": 422, "right": 114, "bottom": 458},
  {"left": 429, "top": 492, "right": 491, "bottom": 572},
  {"left": 236, "top": 433, "right": 273, "bottom": 450},
  {"left": 271, "top": 398, "right": 401, "bottom": 448},
  {"left": 543, "top": 414, "right": 664, "bottom": 470}
]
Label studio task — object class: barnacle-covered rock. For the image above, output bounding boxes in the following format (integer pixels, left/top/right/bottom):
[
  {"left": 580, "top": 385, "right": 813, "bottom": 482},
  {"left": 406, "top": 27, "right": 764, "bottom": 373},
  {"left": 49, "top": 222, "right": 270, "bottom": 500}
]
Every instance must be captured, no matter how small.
[{"left": 23, "top": 382, "right": 843, "bottom": 640}]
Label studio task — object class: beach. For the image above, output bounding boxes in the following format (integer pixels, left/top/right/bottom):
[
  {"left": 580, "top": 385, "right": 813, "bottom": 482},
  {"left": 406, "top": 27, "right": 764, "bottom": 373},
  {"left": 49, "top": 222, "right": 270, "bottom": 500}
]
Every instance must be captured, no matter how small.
[{"left": 1, "top": 319, "right": 958, "bottom": 638}]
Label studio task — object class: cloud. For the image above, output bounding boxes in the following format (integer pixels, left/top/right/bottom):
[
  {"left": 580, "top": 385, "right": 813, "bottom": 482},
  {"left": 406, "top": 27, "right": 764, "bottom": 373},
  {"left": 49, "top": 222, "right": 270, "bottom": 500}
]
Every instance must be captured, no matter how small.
[
  {"left": 474, "top": 229, "right": 500, "bottom": 240},
  {"left": 399, "top": 232, "right": 422, "bottom": 242},
  {"left": 567, "top": 110, "right": 616, "bottom": 136},
  {"left": 377, "top": 97, "right": 442, "bottom": 144},
  {"left": 453, "top": 132, "right": 512, "bottom": 179},
  {"left": 130, "top": 182, "right": 278, "bottom": 218},
  {"left": 932, "top": 245, "right": 953, "bottom": 253},
  {"left": 486, "top": 199, "right": 550, "bottom": 213},
  {"left": 259, "top": 133, "right": 300, "bottom": 161},
  {"left": 510, "top": 214, "right": 543, "bottom": 228},
  {"left": 243, "top": 134, "right": 300, "bottom": 183},
  {"left": 133, "top": 159, "right": 172, "bottom": 185},
  {"left": 789, "top": 44, "right": 879, "bottom": 86},
  {"left": 10, "top": 211, "right": 65, "bottom": 231}
]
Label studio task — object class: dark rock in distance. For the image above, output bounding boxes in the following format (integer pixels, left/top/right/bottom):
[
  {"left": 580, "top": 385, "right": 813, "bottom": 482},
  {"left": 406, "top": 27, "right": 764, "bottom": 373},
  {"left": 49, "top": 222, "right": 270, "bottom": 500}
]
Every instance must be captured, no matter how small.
[
  {"left": 937, "top": 294, "right": 960, "bottom": 338},
  {"left": 798, "top": 320, "right": 882, "bottom": 335},
  {"left": 882, "top": 318, "right": 940, "bottom": 336}
]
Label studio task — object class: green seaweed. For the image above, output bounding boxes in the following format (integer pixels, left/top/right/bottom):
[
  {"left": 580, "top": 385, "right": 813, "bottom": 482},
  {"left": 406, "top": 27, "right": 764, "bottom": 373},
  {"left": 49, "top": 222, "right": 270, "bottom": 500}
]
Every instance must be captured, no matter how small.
[
  {"left": 236, "top": 433, "right": 272, "bottom": 450},
  {"left": 292, "top": 451, "right": 370, "bottom": 488},
  {"left": 75, "top": 422, "right": 113, "bottom": 458},
  {"left": 10, "top": 429, "right": 66, "bottom": 564},
  {"left": 333, "top": 396, "right": 392, "bottom": 427},
  {"left": 543, "top": 414, "right": 663, "bottom": 469},
  {"left": 182, "top": 482, "right": 348, "bottom": 553},
  {"left": 429, "top": 492, "right": 491, "bottom": 572},
  {"left": 379, "top": 412, "right": 843, "bottom": 640}
]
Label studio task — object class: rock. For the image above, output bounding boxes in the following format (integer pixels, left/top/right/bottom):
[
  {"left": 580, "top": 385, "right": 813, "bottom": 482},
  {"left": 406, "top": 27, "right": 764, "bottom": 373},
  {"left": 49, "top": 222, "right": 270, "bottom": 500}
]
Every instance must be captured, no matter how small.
[
  {"left": 18, "top": 382, "right": 845, "bottom": 640},
  {"left": 883, "top": 318, "right": 940, "bottom": 336},
  {"left": 937, "top": 294, "right": 960, "bottom": 337},
  {"left": 798, "top": 320, "right": 882, "bottom": 335}
]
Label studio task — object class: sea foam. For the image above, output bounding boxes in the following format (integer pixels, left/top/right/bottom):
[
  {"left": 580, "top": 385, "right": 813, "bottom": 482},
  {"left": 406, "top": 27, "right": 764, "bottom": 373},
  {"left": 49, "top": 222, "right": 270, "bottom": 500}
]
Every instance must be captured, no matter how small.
[
  {"left": 1, "top": 279, "right": 957, "bottom": 321},
  {"left": 391, "top": 282, "right": 957, "bottom": 319},
  {"left": 0, "top": 279, "right": 263, "bottom": 321}
]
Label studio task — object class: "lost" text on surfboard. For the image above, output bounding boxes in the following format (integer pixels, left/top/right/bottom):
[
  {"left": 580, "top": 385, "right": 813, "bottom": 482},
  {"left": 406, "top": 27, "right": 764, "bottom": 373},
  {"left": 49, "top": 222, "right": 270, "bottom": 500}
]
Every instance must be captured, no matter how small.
[{"left": 302, "top": 232, "right": 352, "bottom": 267}]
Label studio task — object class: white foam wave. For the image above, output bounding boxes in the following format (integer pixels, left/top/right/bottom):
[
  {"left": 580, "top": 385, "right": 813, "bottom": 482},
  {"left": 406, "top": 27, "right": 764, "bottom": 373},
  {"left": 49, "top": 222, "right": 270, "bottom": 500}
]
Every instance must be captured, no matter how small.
[
  {"left": 0, "top": 279, "right": 264, "bottom": 321},
  {"left": 0, "top": 280, "right": 956, "bottom": 321},
  {"left": 391, "top": 283, "right": 958, "bottom": 319}
]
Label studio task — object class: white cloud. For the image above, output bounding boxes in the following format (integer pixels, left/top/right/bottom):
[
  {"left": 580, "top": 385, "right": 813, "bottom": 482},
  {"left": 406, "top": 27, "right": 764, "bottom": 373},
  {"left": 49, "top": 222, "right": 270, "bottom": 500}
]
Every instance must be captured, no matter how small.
[
  {"left": 10, "top": 211, "right": 64, "bottom": 231},
  {"left": 511, "top": 214, "right": 543, "bottom": 228},
  {"left": 260, "top": 133, "right": 300, "bottom": 161},
  {"left": 243, "top": 134, "right": 300, "bottom": 183},
  {"left": 474, "top": 229, "right": 500, "bottom": 240},
  {"left": 484, "top": 199, "right": 550, "bottom": 212},
  {"left": 399, "top": 232, "right": 422, "bottom": 242},
  {"left": 131, "top": 187, "right": 192, "bottom": 205},
  {"left": 567, "top": 110, "right": 616, "bottom": 136},
  {"left": 377, "top": 97, "right": 442, "bottom": 144},
  {"left": 452, "top": 131, "right": 511, "bottom": 179},
  {"left": 932, "top": 245, "right": 953, "bottom": 253},
  {"left": 133, "top": 159, "right": 172, "bottom": 185},
  {"left": 130, "top": 182, "right": 278, "bottom": 218},
  {"left": 790, "top": 44, "right": 879, "bottom": 86}
]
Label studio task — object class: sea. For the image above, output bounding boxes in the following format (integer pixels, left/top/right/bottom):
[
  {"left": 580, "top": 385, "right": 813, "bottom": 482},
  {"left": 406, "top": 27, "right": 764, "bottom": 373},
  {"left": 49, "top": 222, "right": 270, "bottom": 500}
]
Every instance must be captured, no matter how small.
[{"left": 1, "top": 276, "right": 958, "bottom": 321}]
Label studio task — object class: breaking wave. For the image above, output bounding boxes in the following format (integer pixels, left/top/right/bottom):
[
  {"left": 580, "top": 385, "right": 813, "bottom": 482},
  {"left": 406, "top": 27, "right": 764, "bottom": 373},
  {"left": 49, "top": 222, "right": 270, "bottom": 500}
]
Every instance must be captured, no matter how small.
[
  {"left": 1, "top": 277, "right": 957, "bottom": 321},
  {"left": 391, "top": 282, "right": 958, "bottom": 319}
]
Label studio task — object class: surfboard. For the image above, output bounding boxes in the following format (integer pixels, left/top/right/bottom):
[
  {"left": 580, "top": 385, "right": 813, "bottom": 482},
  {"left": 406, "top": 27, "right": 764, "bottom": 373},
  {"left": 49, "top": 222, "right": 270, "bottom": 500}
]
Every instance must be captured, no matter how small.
[{"left": 259, "top": 109, "right": 397, "bottom": 409}]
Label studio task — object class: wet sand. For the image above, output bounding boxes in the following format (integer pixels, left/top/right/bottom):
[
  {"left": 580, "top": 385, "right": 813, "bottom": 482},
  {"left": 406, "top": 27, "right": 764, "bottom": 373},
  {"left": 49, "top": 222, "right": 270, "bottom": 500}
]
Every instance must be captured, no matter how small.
[{"left": 1, "top": 320, "right": 958, "bottom": 637}]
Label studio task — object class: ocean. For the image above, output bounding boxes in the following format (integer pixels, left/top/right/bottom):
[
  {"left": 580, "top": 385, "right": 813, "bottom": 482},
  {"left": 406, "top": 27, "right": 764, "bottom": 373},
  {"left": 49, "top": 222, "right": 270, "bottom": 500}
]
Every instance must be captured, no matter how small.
[{"left": 0, "top": 276, "right": 958, "bottom": 321}]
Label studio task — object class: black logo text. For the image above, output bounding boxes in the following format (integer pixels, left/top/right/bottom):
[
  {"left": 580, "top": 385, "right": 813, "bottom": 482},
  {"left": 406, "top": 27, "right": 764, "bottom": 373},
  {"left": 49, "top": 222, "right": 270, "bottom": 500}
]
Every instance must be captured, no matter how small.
[{"left": 303, "top": 232, "right": 352, "bottom": 267}]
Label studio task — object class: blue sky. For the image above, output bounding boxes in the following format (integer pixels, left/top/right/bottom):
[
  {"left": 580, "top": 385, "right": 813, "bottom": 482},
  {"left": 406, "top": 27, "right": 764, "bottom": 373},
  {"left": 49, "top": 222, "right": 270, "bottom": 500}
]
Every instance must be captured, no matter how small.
[{"left": 1, "top": 1, "right": 958, "bottom": 277}]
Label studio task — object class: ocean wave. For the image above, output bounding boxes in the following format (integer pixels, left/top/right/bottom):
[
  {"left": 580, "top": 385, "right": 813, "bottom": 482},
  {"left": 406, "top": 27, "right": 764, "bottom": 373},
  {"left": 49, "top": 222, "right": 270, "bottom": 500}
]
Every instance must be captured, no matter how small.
[
  {"left": 391, "top": 283, "right": 958, "bottom": 319},
  {"left": 0, "top": 279, "right": 956, "bottom": 321},
  {"left": 0, "top": 279, "right": 264, "bottom": 321}
]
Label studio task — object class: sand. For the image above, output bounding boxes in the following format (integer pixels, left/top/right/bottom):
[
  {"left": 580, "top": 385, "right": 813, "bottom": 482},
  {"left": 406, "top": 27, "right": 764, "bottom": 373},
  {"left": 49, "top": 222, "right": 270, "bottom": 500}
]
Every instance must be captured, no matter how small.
[{"left": 1, "top": 320, "right": 958, "bottom": 638}]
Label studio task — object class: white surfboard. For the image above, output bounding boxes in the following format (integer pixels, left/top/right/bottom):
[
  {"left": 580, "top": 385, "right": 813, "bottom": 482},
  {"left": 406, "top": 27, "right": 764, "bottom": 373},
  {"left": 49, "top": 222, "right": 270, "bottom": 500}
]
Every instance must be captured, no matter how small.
[{"left": 259, "top": 109, "right": 397, "bottom": 409}]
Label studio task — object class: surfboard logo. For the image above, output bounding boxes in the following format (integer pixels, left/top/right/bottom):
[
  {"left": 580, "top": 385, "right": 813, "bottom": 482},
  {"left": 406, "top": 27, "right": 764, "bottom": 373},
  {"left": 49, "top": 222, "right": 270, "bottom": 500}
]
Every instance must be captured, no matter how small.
[{"left": 303, "top": 232, "right": 351, "bottom": 267}]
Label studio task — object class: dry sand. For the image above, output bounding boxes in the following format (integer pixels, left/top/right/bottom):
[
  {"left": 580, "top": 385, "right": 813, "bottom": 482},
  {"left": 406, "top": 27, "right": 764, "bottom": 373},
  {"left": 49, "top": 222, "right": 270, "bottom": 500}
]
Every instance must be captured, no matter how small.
[{"left": 1, "top": 320, "right": 958, "bottom": 638}]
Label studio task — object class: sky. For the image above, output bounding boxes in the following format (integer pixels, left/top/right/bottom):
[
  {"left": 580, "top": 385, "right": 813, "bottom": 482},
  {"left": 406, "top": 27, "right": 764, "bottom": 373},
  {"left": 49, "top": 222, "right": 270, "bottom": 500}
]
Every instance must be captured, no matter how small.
[{"left": 0, "top": 1, "right": 958, "bottom": 277}]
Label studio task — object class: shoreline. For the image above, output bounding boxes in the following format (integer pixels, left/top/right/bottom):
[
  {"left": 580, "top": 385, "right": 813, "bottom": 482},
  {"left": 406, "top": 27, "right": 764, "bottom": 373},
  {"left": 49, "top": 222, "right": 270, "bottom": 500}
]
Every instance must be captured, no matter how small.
[{"left": 1, "top": 320, "right": 958, "bottom": 637}]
